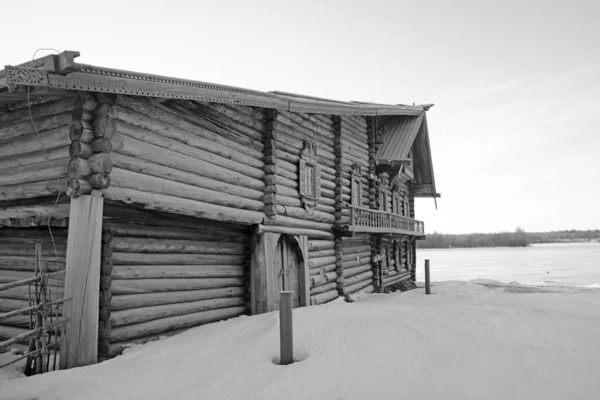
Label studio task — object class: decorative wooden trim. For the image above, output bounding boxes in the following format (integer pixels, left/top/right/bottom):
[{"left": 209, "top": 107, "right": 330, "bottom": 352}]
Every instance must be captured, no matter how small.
[
  {"left": 298, "top": 140, "right": 320, "bottom": 215},
  {"left": 350, "top": 163, "right": 362, "bottom": 207}
]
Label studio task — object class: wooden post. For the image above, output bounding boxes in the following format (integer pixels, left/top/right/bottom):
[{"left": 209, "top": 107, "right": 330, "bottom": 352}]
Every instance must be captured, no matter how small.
[
  {"left": 279, "top": 291, "right": 293, "bottom": 365},
  {"left": 425, "top": 259, "right": 431, "bottom": 295},
  {"left": 60, "top": 190, "right": 104, "bottom": 369}
]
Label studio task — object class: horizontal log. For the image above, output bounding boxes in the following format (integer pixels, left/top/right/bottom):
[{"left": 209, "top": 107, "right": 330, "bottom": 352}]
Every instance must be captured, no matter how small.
[
  {"left": 308, "top": 240, "right": 335, "bottom": 251},
  {"left": 382, "top": 272, "right": 411, "bottom": 286},
  {"left": 255, "top": 224, "right": 334, "bottom": 239},
  {"left": 0, "top": 256, "right": 65, "bottom": 272},
  {"left": 110, "top": 237, "right": 248, "bottom": 254},
  {"left": 111, "top": 277, "right": 244, "bottom": 295},
  {"left": 116, "top": 96, "right": 264, "bottom": 156},
  {"left": 113, "top": 119, "right": 263, "bottom": 180},
  {"left": 342, "top": 246, "right": 371, "bottom": 257},
  {"left": 310, "top": 290, "right": 338, "bottom": 306},
  {"left": 112, "top": 252, "right": 247, "bottom": 266},
  {"left": 310, "top": 263, "right": 336, "bottom": 275},
  {"left": 0, "top": 111, "right": 71, "bottom": 142},
  {"left": 200, "top": 102, "right": 265, "bottom": 130},
  {"left": 0, "top": 325, "right": 29, "bottom": 342},
  {"left": 111, "top": 264, "right": 244, "bottom": 280},
  {"left": 262, "top": 215, "right": 332, "bottom": 232},
  {"left": 111, "top": 132, "right": 264, "bottom": 191},
  {"left": 0, "top": 145, "right": 66, "bottom": 171},
  {"left": 110, "top": 297, "right": 245, "bottom": 328},
  {"left": 111, "top": 287, "right": 245, "bottom": 311},
  {"left": 0, "top": 204, "right": 70, "bottom": 225},
  {"left": 345, "top": 279, "right": 373, "bottom": 295},
  {"left": 0, "top": 284, "right": 63, "bottom": 301},
  {"left": 0, "top": 126, "right": 70, "bottom": 159},
  {"left": 0, "top": 242, "right": 67, "bottom": 256},
  {"left": 341, "top": 252, "right": 371, "bottom": 263},
  {"left": 343, "top": 254, "right": 371, "bottom": 268},
  {"left": 344, "top": 271, "right": 373, "bottom": 287},
  {"left": 309, "top": 256, "right": 337, "bottom": 269},
  {"left": 308, "top": 249, "right": 335, "bottom": 258},
  {"left": 0, "top": 298, "right": 30, "bottom": 313},
  {"left": 0, "top": 97, "right": 73, "bottom": 130},
  {"left": 109, "top": 305, "right": 246, "bottom": 342},
  {"left": 0, "top": 178, "right": 67, "bottom": 202},
  {"left": 310, "top": 282, "right": 337, "bottom": 295},
  {"left": 110, "top": 168, "right": 264, "bottom": 212},
  {"left": 103, "top": 223, "right": 248, "bottom": 243},
  {"left": 177, "top": 102, "right": 264, "bottom": 144},
  {"left": 280, "top": 206, "right": 335, "bottom": 223},
  {"left": 0, "top": 158, "right": 68, "bottom": 187},
  {"left": 343, "top": 264, "right": 373, "bottom": 279},
  {"left": 111, "top": 153, "right": 263, "bottom": 201},
  {"left": 278, "top": 111, "right": 335, "bottom": 139},
  {"left": 103, "top": 186, "right": 264, "bottom": 225}
]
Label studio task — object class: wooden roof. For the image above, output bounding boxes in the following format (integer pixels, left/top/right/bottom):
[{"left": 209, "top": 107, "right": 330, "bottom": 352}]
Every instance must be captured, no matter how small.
[
  {"left": 0, "top": 50, "right": 439, "bottom": 198},
  {"left": 0, "top": 51, "right": 428, "bottom": 116}
]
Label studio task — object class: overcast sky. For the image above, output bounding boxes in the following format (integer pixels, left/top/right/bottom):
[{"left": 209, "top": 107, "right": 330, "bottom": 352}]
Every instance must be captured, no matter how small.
[{"left": 3, "top": 0, "right": 599, "bottom": 234}]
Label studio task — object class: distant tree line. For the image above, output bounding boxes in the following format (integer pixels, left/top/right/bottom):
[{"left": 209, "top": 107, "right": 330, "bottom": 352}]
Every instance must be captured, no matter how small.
[{"left": 417, "top": 228, "right": 600, "bottom": 249}]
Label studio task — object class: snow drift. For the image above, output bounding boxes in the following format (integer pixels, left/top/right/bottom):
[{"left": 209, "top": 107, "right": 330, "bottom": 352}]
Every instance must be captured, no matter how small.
[{"left": 2, "top": 281, "right": 600, "bottom": 400}]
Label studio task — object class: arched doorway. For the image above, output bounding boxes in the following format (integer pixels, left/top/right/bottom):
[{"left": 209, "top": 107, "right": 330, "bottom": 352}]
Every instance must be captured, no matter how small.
[
  {"left": 273, "top": 235, "right": 301, "bottom": 310},
  {"left": 250, "top": 230, "right": 310, "bottom": 314}
]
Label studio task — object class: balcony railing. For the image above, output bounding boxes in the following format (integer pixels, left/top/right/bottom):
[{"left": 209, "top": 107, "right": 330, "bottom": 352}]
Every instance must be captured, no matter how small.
[{"left": 344, "top": 205, "right": 425, "bottom": 236}]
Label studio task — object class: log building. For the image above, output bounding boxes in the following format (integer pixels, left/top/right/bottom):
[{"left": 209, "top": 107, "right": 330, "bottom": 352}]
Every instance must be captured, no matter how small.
[{"left": 0, "top": 51, "right": 439, "bottom": 366}]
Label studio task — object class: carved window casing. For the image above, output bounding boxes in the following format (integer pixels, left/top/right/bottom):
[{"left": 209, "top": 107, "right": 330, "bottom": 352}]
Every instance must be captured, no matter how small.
[
  {"left": 379, "top": 186, "right": 391, "bottom": 212},
  {"left": 351, "top": 163, "right": 362, "bottom": 207},
  {"left": 299, "top": 140, "right": 321, "bottom": 214}
]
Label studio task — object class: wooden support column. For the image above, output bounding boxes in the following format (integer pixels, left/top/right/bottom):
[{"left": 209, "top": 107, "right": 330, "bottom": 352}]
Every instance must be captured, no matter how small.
[
  {"left": 60, "top": 190, "right": 104, "bottom": 369},
  {"left": 250, "top": 231, "right": 279, "bottom": 314}
]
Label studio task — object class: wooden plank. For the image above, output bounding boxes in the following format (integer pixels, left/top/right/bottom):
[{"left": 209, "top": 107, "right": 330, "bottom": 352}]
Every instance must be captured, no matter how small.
[{"left": 60, "top": 191, "right": 104, "bottom": 369}]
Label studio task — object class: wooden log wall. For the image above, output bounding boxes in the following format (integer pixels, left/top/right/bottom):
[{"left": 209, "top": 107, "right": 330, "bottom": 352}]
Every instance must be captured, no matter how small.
[
  {"left": 340, "top": 234, "right": 374, "bottom": 296},
  {"left": 94, "top": 95, "right": 265, "bottom": 225},
  {"left": 0, "top": 227, "right": 67, "bottom": 343},
  {"left": 262, "top": 111, "right": 339, "bottom": 305},
  {"left": 0, "top": 95, "right": 75, "bottom": 223},
  {"left": 103, "top": 216, "right": 249, "bottom": 357},
  {"left": 264, "top": 111, "right": 337, "bottom": 229}
]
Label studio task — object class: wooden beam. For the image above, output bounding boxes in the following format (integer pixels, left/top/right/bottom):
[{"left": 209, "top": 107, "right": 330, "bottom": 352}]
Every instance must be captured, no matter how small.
[{"left": 60, "top": 191, "right": 104, "bottom": 369}]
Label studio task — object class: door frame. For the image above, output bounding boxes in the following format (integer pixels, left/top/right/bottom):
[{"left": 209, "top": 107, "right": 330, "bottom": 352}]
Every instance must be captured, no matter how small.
[{"left": 250, "top": 231, "right": 310, "bottom": 315}]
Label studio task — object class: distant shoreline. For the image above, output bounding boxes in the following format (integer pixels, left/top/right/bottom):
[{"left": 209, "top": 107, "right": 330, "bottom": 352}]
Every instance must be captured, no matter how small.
[{"left": 418, "top": 230, "right": 600, "bottom": 249}]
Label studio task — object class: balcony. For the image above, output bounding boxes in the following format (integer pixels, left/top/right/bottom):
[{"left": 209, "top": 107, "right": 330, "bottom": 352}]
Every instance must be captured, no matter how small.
[{"left": 339, "top": 205, "right": 425, "bottom": 237}]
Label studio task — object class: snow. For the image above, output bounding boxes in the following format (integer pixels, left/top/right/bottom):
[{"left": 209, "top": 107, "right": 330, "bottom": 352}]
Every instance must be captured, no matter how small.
[{"left": 2, "top": 281, "right": 600, "bottom": 400}]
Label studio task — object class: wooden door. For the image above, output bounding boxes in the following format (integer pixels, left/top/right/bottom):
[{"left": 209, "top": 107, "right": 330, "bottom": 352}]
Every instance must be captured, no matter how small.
[{"left": 273, "top": 236, "right": 301, "bottom": 310}]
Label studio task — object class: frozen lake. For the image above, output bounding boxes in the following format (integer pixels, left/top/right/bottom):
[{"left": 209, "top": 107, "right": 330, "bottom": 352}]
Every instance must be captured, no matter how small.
[{"left": 416, "top": 242, "right": 600, "bottom": 287}]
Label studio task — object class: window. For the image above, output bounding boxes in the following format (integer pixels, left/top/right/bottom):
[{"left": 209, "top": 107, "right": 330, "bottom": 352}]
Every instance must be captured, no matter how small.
[{"left": 299, "top": 140, "right": 321, "bottom": 214}]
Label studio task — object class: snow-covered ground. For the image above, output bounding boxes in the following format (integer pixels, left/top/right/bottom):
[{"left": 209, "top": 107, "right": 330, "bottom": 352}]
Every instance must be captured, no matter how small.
[{"left": 2, "top": 281, "right": 600, "bottom": 400}]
